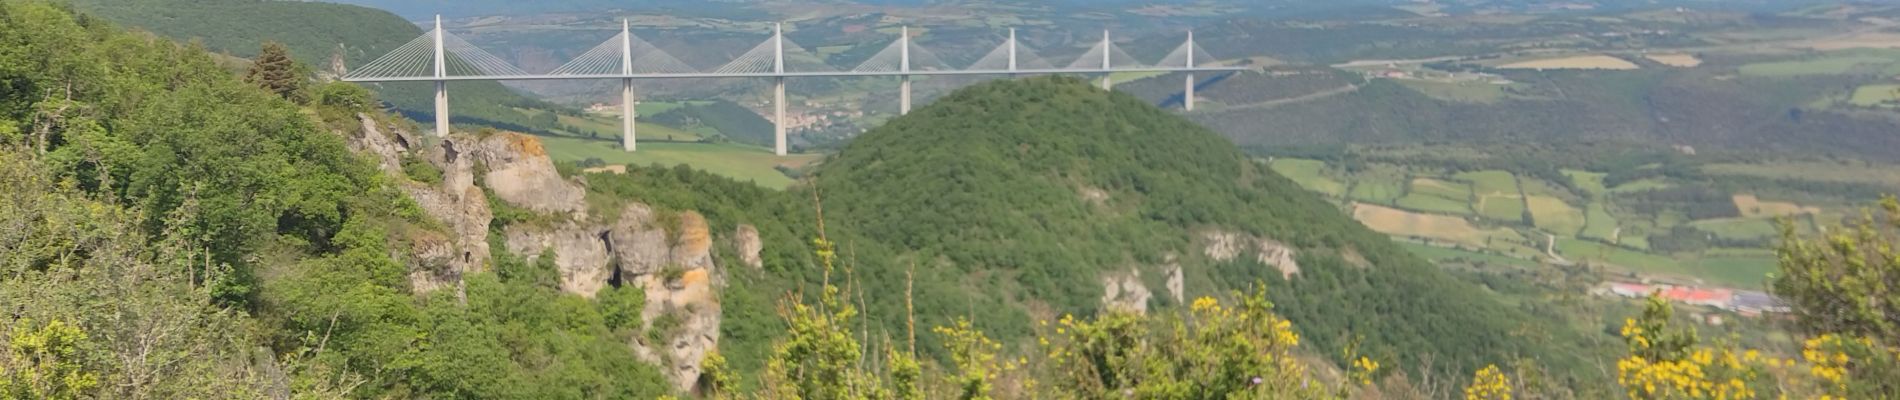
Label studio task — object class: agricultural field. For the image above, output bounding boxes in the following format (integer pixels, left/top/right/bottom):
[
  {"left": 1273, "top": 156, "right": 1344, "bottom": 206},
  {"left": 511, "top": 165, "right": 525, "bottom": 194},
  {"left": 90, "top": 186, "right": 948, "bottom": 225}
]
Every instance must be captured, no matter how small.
[
  {"left": 1736, "top": 54, "right": 1898, "bottom": 77},
  {"left": 1688, "top": 218, "right": 1779, "bottom": 241},
  {"left": 1352, "top": 204, "right": 1530, "bottom": 254},
  {"left": 1563, "top": 169, "right": 1608, "bottom": 196},
  {"left": 1643, "top": 53, "right": 1702, "bottom": 67},
  {"left": 1580, "top": 203, "right": 1619, "bottom": 241},
  {"left": 1271, "top": 159, "right": 1821, "bottom": 290},
  {"left": 1608, "top": 178, "right": 1672, "bottom": 193},
  {"left": 1557, "top": 238, "right": 1683, "bottom": 275},
  {"left": 1847, "top": 84, "right": 1900, "bottom": 107},
  {"left": 1269, "top": 158, "right": 1346, "bottom": 196},
  {"left": 1456, "top": 170, "right": 1526, "bottom": 222},
  {"left": 537, "top": 136, "right": 820, "bottom": 189},
  {"left": 558, "top": 114, "right": 709, "bottom": 142},
  {"left": 1732, "top": 194, "right": 1820, "bottom": 218},
  {"left": 1396, "top": 178, "right": 1473, "bottom": 214},
  {"left": 1399, "top": 243, "right": 1537, "bottom": 269},
  {"left": 1349, "top": 178, "right": 1404, "bottom": 204},
  {"left": 1527, "top": 196, "right": 1586, "bottom": 235},
  {"left": 1393, "top": 79, "right": 1510, "bottom": 103},
  {"left": 1455, "top": 170, "right": 1519, "bottom": 195},
  {"left": 1498, "top": 54, "right": 1639, "bottom": 70},
  {"left": 1478, "top": 196, "right": 1528, "bottom": 223},
  {"left": 1703, "top": 161, "right": 1900, "bottom": 190}
]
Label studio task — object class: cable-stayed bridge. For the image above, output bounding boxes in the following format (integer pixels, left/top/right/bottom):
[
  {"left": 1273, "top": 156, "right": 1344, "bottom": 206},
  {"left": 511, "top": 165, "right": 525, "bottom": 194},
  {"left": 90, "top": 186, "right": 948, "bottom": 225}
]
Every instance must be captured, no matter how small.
[{"left": 343, "top": 17, "right": 1246, "bottom": 155}]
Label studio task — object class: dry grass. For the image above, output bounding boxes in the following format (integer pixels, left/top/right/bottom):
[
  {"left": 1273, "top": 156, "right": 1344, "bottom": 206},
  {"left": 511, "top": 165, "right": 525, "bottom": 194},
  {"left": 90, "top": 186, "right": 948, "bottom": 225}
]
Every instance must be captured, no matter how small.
[
  {"left": 1732, "top": 194, "right": 1820, "bottom": 218},
  {"left": 1500, "top": 54, "right": 1640, "bottom": 70},
  {"left": 1645, "top": 53, "right": 1703, "bottom": 67},
  {"left": 1352, "top": 203, "right": 1519, "bottom": 247}
]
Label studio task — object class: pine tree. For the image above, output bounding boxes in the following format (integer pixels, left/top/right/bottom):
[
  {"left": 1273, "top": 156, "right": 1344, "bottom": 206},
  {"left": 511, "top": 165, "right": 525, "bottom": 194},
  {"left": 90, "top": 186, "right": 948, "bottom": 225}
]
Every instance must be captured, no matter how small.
[{"left": 246, "top": 41, "right": 306, "bottom": 103}]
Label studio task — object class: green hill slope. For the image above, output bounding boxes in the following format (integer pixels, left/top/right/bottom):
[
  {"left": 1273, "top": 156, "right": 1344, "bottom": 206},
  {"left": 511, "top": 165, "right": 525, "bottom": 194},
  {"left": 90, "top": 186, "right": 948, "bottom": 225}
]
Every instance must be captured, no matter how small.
[
  {"left": 65, "top": 0, "right": 567, "bottom": 134},
  {"left": 803, "top": 76, "right": 1608, "bottom": 381}
]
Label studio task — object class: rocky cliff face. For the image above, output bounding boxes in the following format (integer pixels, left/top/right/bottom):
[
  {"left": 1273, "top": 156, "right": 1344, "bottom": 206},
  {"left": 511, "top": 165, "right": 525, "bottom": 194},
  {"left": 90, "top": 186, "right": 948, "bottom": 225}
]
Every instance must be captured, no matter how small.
[
  {"left": 734, "top": 224, "right": 763, "bottom": 270},
  {"left": 344, "top": 115, "right": 491, "bottom": 297},
  {"left": 339, "top": 116, "right": 736, "bottom": 391},
  {"left": 505, "top": 223, "right": 613, "bottom": 297},
  {"left": 1101, "top": 268, "right": 1153, "bottom": 314},
  {"left": 473, "top": 133, "right": 587, "bottom": 216},
  {"left": 1203, "top": 230, "right": 1301, "bottom": 279}
]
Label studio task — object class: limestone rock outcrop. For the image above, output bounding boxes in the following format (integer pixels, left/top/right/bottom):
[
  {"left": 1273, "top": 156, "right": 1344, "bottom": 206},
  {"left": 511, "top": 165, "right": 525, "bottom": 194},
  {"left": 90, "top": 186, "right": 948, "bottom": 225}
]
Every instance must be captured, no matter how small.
[
  {"left": 473, "top": 133, "right": 587, "bottom": 216},
  {"left": 341, "top": 115, "right": 490, "bottom": 296},
  {"left": 610, "top": 203, "right": 671, "bottom": 277},
  {"left": 609, "top": 204, "right": 723, "bottom": 390},
  {"left": 1102, "top": 269, "right": 1152, "bottom": 314},
  {"left": 504, "top": 223, "right": 614, "bottom": 298},
  {"left": 337, "top": 117, "right": 730, "bottom": 390},
  {"left": 1202, "top": 230, "right": 1301, "bottom": 279},
  {"left": 734, "top": 224, "right": 763, "bottom": 269}
]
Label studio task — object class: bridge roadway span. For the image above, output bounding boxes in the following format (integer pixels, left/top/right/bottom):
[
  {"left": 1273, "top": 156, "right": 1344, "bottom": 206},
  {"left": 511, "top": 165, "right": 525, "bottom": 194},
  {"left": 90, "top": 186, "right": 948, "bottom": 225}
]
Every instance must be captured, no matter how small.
[{"left": 343, "top": 17, "right": 1247, "bottom": 155}]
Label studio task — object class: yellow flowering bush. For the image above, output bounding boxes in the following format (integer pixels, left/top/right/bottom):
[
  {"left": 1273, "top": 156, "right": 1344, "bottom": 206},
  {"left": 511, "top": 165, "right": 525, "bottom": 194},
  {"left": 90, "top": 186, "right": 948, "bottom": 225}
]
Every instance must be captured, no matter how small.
[
  {"left": 1799, "top": 334, "right": 1899, "bottom": 399},
  {"left": 1464, "top": 365, "right": 1511, "bottom": 400},
  {"left": 1034, "top": 287, "right": 1333, "bottom": 399},
  {"left": 1614, "top": 296, "right": 1773, "bottom": 400}
]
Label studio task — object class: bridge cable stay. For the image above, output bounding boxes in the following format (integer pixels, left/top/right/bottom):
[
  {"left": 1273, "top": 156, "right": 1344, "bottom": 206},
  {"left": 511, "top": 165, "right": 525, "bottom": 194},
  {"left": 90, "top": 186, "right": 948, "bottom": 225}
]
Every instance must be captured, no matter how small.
[
  {"left": 967, "top": 34, "right": 1056, "bottom": 72},
  {"left": 848, "top": 36, "right": 954, "bottom": 73},
  {"left": 439, "top": 31, "right": 530, "bottom": 76},
  {"left": 1152, "top": 32, "right": 1216, "bottom": 110},
  {"left": 1066, "top": 33, "right": 1148, "bottom": 70},
  {"left": 344, "top": 33, "right": 436, "bottom": 80},
  {"left": 549, "top": 31, "right": 696, "bottom": 75}
]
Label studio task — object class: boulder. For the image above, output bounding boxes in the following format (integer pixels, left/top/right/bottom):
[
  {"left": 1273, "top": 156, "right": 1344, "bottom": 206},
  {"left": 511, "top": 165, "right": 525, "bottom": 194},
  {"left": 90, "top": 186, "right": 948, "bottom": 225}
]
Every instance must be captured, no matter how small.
[
  {"left": 610, "top": 203, "right": 671, "bottom": 277},
  {"left": 473, "top": 133, "right": 587, "bottom": 215}
]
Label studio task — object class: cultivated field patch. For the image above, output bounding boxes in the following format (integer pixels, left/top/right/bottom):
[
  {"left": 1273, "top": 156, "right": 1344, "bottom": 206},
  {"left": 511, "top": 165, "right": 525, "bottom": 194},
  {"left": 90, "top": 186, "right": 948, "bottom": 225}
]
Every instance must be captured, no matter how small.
[
  {"left": 1455, "top": 170, "right": 1519, "bottom": 194},
  {"left": 539, "top": 137, "right": 818, "bottom": 189},
  {"left": 1644, "top": 53, "right": 1703, "bottom": 67},
  {"left": 1478, "top": 195, "right": 1528, "bottom": 223},
  {"left": 1580, "top": 202, "right": 1619, "bottom": 241},
  {"left": 1527, "top": 196, "right": 1586, "bottom": 235},
  {"left": 1848, "top": 84, "right": 1900, "bottom": 107},
  {"left": 1738, "top": 55, "right": 1895, "bottom": 76},
  {"left": 1563, "top": 169, "right": 1608, "bottom": 196},
  {"left": 1703, "top": 162, "right": 1900, "bottom": 189},
  {"left": 1732, "top": 194, "right": 1820, "bottom": 218},
  {"left": 1352, "top": 203, "right": 1521, "bottom": 248},
  {"left": 1499, "top": 54, "right": 1640, "bottom": 70},
  {"left": 1688, "top": 218, "right": 1779, "bottom": 240},
  {"left": 1349, "top": 178, "right": 1405, "bottom": 204},
  {"left": 1271, "top": 158, "right": 1346, "bottom": 196}
]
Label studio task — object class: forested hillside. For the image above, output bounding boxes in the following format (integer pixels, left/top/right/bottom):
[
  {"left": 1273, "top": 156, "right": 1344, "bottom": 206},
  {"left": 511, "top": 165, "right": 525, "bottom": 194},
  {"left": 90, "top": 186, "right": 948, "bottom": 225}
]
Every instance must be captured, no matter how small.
[
  {"left": 799, "top": 76, "right": 1609, "bottom": 383},
  {"left": 0, "top": 2, "right": 671, "bottom": 397},
  {"left": 65, "top": 0, "right": 571, "bottom": 135}
]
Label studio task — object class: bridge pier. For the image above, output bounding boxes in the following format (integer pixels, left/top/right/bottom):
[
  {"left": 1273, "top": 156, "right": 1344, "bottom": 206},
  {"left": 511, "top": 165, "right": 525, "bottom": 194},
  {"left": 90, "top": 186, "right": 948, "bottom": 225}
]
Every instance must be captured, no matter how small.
[
  {"left": 620, "top": 20, "right": 637, "bottom": 151},
  {"left": 774, "top": 77, "right": 787, "bottom": 156},
  {"left": 899, "top": 26, "right": 912, "bottom": 115},
  {"left": 435, "top": 82, "right": 449, "bottom": 137},
  {"left": 622, "top": 79, "right": 636, "bottom": 151},
  {"left": 1184, "top": 73, "right": 1194, "bottom": 111},
  {"left": 1098, "top": 30, "right": 1113, "bottom": 91},
  {"left": 432, "top": 15, "right": 449, "bottom": 137}
]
